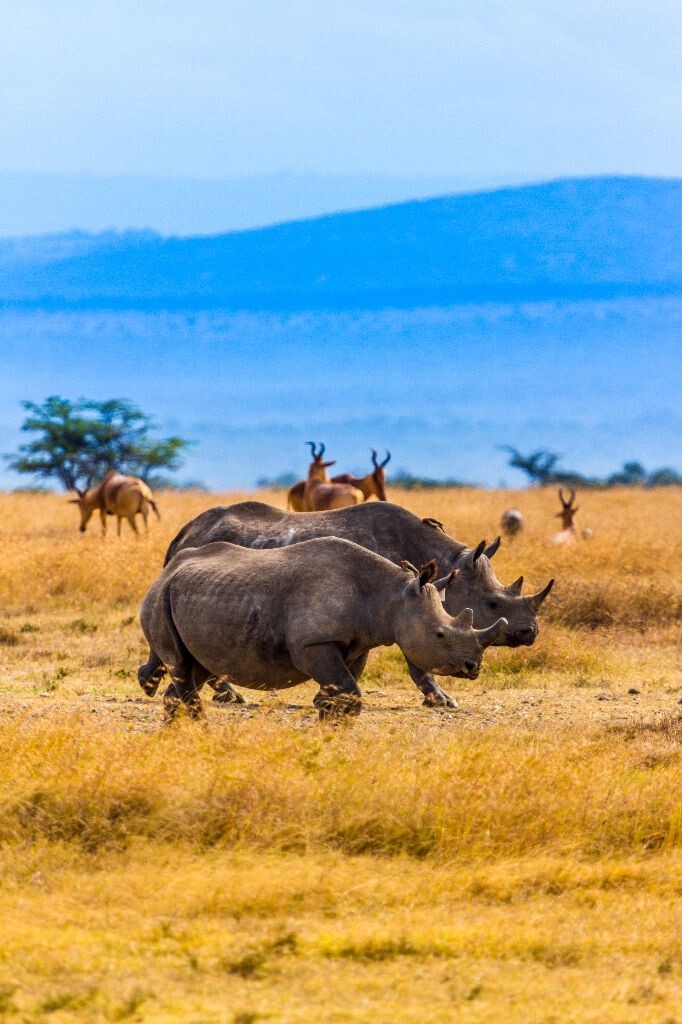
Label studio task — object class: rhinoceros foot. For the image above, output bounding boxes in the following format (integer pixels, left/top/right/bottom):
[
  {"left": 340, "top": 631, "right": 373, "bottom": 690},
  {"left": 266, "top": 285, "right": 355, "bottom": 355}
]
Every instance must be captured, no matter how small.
[
  {"left": 313, "top": 689, "right": 362, "bottom": 720},
  {"left": 422, "top": 686, "right": 459, "bottom": 710},
  {"left": 211, "top": 679, "right": 246, "bottom": 705}
]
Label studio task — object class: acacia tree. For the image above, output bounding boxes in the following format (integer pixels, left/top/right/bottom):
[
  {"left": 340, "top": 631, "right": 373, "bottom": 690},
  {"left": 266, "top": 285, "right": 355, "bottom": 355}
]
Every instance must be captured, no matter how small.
[
  {"left": 499, "top": 446, "right": 562, "bottom": 485},
  {"left": 6, "top": 396, "right": 191, "bottom": 491}
]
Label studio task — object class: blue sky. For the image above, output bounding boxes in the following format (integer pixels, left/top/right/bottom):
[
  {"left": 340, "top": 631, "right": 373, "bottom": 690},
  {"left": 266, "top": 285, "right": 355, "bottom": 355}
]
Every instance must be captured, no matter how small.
[{"left": 3, "top": 1, "right": 681, "bottom": 182}]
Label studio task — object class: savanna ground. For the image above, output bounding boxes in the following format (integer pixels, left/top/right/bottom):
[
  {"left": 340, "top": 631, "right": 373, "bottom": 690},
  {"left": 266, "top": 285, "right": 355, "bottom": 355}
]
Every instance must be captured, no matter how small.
[{"left": 0, "top": 486, "right": 681, "bottom": 1024}]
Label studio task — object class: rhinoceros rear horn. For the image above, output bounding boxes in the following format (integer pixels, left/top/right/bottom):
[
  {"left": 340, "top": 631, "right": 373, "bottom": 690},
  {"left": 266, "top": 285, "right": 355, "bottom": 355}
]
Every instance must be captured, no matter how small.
[
  {"left": 452, "top": 607, "right": 474, "bottom": 629},
  {"left": 530, "top": 579, "right": 554, "bottom": 610},
  {"left": 476, "top": 616, "right": 508, "bottom": 646},
  {"left": 508, "top": 575, "right": 524, "bottom": 595},
  {"left": 484, "top": 536, "right": 501, "bottom": 559}
]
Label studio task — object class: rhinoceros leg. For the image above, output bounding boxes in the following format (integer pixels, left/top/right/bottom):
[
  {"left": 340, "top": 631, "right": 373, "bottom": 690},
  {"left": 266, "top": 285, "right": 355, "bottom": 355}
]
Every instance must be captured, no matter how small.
[
  {"left": 163, "top": 662, "right": 210, "bottom": 723},
  {"left": 294, "top": 644, "right": 363, "bottom": 719},
  {"left": 404, "top": 657, "right": 459, "bottom": 710},
  {"left": 138, "top": 648, "right": 166, "bottom": 696},
  {"left": 347, "top": 653, "right": 369, "bottom": 681},
  {"left": 210, "top": 678, "right": 246, "bottom": 705}
]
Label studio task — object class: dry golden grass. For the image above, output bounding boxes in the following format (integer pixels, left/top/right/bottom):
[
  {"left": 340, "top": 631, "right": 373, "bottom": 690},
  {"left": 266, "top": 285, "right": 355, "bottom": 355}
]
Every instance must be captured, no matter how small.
[{"left": 1, "top": 486, "right": 681, "bottom": 1022}]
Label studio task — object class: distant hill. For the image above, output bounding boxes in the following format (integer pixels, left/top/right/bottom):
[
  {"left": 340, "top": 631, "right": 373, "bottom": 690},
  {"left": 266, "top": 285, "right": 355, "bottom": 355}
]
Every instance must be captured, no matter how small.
[{"left": 2, "top": 176, "right": 682, "bottom": 310}]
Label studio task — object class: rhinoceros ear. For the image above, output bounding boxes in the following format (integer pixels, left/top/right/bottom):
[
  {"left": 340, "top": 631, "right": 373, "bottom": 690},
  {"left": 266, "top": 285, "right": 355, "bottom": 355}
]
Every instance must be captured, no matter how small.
[
  {"left": 404, "top": 559, "right": 437, "bottom": 596},
  {"left": 484, "top": 536, "right": 501, "bottom": 559},
  {"left": 433, "top": 568, "right": 458, "bottom": 592},
  {"left": 462, "top": 540, "right": 486, "bottom": 572}
]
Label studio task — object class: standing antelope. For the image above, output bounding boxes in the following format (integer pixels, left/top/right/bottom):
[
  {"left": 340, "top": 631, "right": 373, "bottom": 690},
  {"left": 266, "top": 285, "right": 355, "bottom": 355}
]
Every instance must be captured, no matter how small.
[
  {"left": 551, "top": 488, "right": 580, "bottom": 544},
  {"left": 287, "top": 448, "right": 391, "bottom": 510},
  {"left": 302, "top": 442, "right": 363, "bottom": 511},
  {"left": 69, "top": 469, "right": 160, "bottom": 536}
]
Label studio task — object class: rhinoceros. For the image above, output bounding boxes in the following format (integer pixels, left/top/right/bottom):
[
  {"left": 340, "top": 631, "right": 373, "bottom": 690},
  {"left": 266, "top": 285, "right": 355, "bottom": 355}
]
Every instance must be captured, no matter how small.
[
  {"left": 138, "top": 500, "right": 553, "bottom": 710},
  {"left": 139, "top": 537, "right": 508, "bottom": 720}
]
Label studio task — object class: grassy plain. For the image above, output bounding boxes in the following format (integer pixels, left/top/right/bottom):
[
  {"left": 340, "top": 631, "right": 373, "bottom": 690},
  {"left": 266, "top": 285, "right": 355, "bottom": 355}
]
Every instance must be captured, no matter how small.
[{"left": 0, "top": 486, "right": 681, "bottom": 1023}]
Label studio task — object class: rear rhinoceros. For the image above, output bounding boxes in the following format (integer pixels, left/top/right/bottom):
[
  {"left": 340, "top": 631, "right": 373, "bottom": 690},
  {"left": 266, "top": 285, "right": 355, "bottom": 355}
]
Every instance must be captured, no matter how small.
[
  {"left": 139, "top": 538, "right": 507, "bottom": 721},
  {"left": 139, "top": 501, "right": 553, "bottom": 710}
]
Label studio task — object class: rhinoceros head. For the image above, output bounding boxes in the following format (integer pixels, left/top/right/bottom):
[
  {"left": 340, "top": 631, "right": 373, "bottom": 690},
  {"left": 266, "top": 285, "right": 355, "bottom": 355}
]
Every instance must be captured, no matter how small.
[
  {"left": 441, "top": 539, "right": 554, "bottom": 647},
  {"left": 395, "top": 560, "right": 508, "bottom": 679}
]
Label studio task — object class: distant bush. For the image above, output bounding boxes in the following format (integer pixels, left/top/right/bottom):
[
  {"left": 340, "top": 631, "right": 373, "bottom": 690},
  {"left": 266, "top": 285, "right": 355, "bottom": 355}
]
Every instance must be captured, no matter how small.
[
  {"left": 390, "top": 470, "right": 468, "bottom": 490},
  {"left": 256, "top": 472, "right": 298, "bottom": 489},
  {"left": 501, "top": 447, "right": 681, "bottom": 488}
]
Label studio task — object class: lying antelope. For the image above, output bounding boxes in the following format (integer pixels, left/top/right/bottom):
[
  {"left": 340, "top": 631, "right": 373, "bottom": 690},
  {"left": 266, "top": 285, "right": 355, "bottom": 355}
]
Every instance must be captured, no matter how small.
[
  {"left": 302, "top": 442, "right": 363, "bottom": 511},
  {"left": 500, "top": 508, "right": 524, "bottom": 538},
  {"left": 70, "top": 469, "right": 160, "bottom": 536},
  {"left": 287, "top": 448, "right": 391, "bottom": 510}
]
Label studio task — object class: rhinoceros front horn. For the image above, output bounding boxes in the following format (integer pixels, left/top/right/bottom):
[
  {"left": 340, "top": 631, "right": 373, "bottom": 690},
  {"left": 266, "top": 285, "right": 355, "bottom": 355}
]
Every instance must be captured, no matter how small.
[
  {"left": 476, "top": 616, "right": 508, "bottom": 646},
  {"left": 452, "top": 607, "right": 474, "bottom": 629},
  {"left": 529, "top": 579, "right": 555, "bottom": 610}
]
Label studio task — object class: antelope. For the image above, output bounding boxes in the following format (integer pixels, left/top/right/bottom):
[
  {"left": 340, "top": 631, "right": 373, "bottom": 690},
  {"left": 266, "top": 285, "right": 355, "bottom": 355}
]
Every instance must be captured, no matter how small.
[
  {"left": 551, "top": 488, "right": 580, "bottom": 544},
  {"left": 303, "top": 442, "right": 363, "bottom": 511},
  {"left": 500, "top": 508, "right": 524, "bottom": 538},
  {"left": 287, "top": 449, "right": 391, "bottom": 510},
  {"left": 333, "top": 449, "right": 391, "bottom": 501},
  {"left": 69, "top": 469, "right": 160, "bottom": 536}
]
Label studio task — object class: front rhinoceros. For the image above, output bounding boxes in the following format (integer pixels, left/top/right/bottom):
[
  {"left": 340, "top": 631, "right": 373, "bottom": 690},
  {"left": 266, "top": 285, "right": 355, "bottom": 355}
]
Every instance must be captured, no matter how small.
[{"left": 139, "top": 537, "right": 507, "bottom": 721}]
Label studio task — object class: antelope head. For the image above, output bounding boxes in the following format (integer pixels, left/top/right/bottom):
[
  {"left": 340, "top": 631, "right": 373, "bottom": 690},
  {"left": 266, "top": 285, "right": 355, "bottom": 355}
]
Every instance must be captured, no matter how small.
[
  {"left": 306, "top": 441, "right": 335, "bottom": 482},
  {"left": 556, "top": 488, "right": 579, "bottom": 530},
  {"left": 370, "top": 448, "right": 391, "bottom": 500}
]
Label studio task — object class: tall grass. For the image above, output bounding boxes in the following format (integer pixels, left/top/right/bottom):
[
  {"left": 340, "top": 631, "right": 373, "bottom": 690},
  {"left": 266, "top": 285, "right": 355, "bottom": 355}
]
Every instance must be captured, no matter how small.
[
  {"left": 2, "top": 711, "right": 681, "bottom": 858},
  {"left": 1, "top": 487, "right": 682, "bottom": 1021}
]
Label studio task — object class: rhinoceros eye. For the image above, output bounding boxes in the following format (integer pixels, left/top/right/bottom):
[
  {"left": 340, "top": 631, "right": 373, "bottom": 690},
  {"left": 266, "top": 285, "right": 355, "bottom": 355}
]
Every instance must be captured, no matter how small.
[
  {"left": 487, "top": 599, "right": 499, "bottom": 611},
  {"left": 436, "top": 628, "right": 445, "bottom": 638}
]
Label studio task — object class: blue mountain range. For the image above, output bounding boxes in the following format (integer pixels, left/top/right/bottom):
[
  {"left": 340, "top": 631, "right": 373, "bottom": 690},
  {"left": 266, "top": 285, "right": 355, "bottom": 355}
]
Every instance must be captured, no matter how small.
[{"left": 2, "top": 176, "right": 680, "bottom": 489}]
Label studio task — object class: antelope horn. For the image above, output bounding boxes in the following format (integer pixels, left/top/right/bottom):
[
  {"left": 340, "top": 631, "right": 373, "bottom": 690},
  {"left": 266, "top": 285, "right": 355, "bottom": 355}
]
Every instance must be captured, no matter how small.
[
  {"left": 381, "top": 450, "right": 391, "bottom": 467},
  {"left": 507, "top": 575, "right": 524, "bottom": 595},
  {"left": 452, "top": 607, "right": 474, "bottom": 629},
  {"left": 433, "top": 568, "right": 458, "bottom": 592},
  {"left": 306, "top": 441, "right": 318, "bottom": 458},
  {"left": 318, "top": 442, "right": 325, "bottom": 458},
  {"left": 371, "top": 448, "right": 379, "bottom": 468},
  {"left": 529, "top": 579, "right": 554, "bottom": 610},
  {"left": 484, "top": 536, "right": 501, "bottom": 559},
  {"left": 475, "top": 616, "right": 509, "bottom": 646}
]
